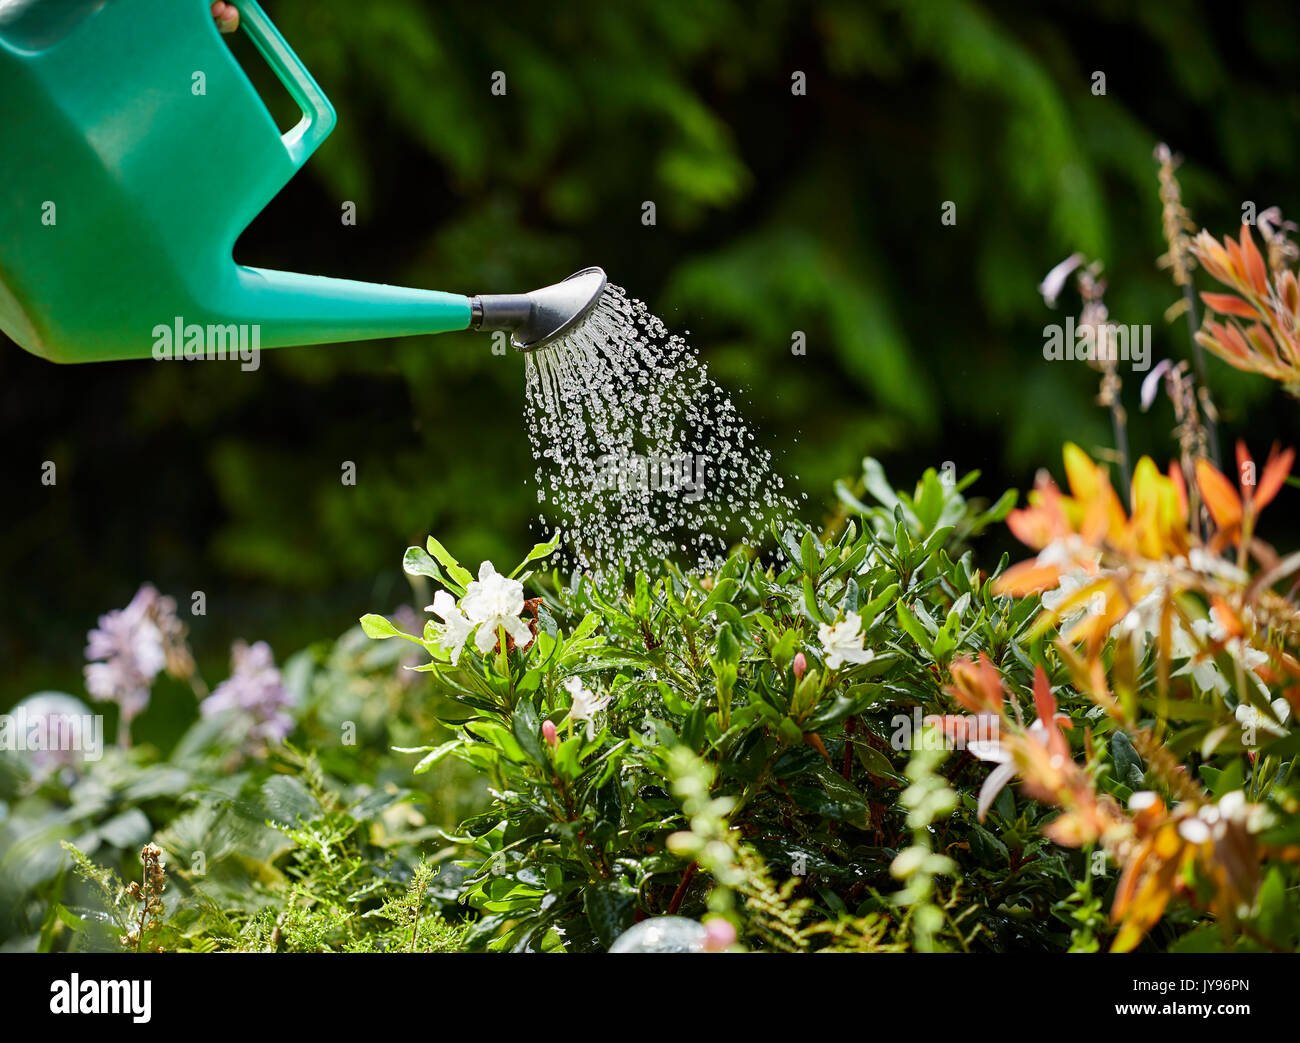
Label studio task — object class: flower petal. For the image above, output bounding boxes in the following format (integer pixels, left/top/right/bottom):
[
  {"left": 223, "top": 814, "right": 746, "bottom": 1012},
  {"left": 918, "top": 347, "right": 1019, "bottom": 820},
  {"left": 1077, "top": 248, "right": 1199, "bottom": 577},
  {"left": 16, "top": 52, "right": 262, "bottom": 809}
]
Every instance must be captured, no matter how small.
[{"left": 977, "top": 762, "right": 1018, "bottom": 822}]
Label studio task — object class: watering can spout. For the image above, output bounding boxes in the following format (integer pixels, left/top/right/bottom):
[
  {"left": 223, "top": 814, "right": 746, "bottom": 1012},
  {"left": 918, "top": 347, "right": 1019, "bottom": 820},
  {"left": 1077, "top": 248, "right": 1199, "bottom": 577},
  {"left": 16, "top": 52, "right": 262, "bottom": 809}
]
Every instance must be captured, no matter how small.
[
  {"left": 0, "top": 0, "right": 605, "bottom": 364},
  {"left": 469, "top": 267, "right": 608, "bottom": 352},
  {"left": 226, "top": 267, "right": 474, "bottom": 348},
  {"left": 222, "top": 264, "right": 607, "bottom": 353}
]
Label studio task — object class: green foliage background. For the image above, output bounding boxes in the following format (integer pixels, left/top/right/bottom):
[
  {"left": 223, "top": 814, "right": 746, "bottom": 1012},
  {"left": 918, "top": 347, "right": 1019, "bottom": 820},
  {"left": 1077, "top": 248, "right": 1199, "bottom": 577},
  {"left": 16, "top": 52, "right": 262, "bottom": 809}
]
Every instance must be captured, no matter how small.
[{"left": 5, "top": 0, "right": 1300, "bottom": 708}]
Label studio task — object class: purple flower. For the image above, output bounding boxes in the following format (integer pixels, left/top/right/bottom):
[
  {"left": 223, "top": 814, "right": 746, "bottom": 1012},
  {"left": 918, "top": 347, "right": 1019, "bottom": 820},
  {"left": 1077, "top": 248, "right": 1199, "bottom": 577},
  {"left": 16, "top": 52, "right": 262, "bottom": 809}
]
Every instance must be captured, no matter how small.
[
  {"left": 84, "top": 585, "right": 167, "bottom": 723},
  {"left": 1139, "top": 358, "right": 1174, "bottom": 412},
  {"left": 202, "top": 640, "right": 295, "bottom": 751},
  {"left": 1038, "top": 253, "right": 1085, "bottom": 309}
]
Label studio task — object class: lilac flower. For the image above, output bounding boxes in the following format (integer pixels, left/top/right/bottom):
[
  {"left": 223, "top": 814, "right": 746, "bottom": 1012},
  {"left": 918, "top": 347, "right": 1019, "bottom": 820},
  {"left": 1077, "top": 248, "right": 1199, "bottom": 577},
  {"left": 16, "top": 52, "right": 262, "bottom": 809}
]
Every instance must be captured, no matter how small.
[
  {"left": 84, "top": 585, "right": 168, "bottom": 723},
  {"left": 202, "top": 640, "right": 295, "bottom": 751},
  {"left": 1139, "top": 358, "right": 1174, "bottom": 412},
  {"left": 1038, "top": 253, "right": 1085, "bottom": 308}
]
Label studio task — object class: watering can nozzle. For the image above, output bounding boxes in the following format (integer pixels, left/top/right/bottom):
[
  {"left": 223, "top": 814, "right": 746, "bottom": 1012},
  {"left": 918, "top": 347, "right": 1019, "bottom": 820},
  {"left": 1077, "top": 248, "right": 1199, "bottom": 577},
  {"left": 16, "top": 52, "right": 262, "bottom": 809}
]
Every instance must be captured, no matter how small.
[{"left": 470, "top": 266, "right": 607, "bottom": 351}]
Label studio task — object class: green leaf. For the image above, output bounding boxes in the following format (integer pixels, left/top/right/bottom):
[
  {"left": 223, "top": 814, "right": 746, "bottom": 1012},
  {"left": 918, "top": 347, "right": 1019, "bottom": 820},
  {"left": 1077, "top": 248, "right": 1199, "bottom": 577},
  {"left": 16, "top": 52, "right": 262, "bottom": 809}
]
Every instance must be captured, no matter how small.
[
  {"left": 861, "top": 458, "right": 901, "bottom": 513},
  {"left": 1110, "top": 731, "right": 1145, "bottom": 789},
  {"left": 403, "top": 545, "right": 444, "bottom": 582},
  {"left": 979, "top": 488, "right": 1018, "bottom": 525},
  {"left": 1254, "top": 867, "right": 1293, "bottom": 941},
  {"left": 426, "top": 536, "right": 474, "bottom": 588},
  {"left": 511, "top": 701, "right": 548, "bottom": 767},
  {"left": 260, "top": 775, "right": 321, "bottom": 826},
  {"left": 854, "top": 741, "right": 904, "bottom": 782},
  {"left": 585, "top": 879, "right": 637, "bottom": 949},
  {"left": 802, "top": 575, "right": 826, "bottom": 623},
  {"left": 510, "top": 530, "right": 561, "bottom": 578},
  {"left": 96, "top": 809, "right": 151, "bottom": 849},
  {"left": 359, "top": 613, "right": 426, "bottom": 643},
  {"left": 412, "top": 740, "right": 465, "bottom": 775},
  {"left": 800, "top": 530, "right": 821, "bottom": 577},
  {"left": 467, "top": 720, "right": 529, "bottom": 764},
  {"left": 860, "top": 583, "right": 900, "bottom": 628},
  {"left": 896, "top": 602, "right": 933, "bottom": 655},
  {"left": 713, "top": 622, "right": 740, "bottom": 669},
  {"left": 359, "top": 613, "right": 402, "bottom": 639},
  {"left": 699, "top": 577, "right": 738, "bottom": 619}
]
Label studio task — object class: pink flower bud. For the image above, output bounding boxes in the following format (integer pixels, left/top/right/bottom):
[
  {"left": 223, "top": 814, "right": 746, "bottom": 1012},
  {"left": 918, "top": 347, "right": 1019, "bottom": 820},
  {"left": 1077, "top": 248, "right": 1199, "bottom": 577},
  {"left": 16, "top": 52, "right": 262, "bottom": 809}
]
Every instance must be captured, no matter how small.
[
  {"left": 542, "top": 719, "right": 559, "bottom": 749},
  {"left": 703, "top": 917, "right": 736, "bottom": 953},
  {"left": 792, "top": 652, "right": 807, "bottom": 682}
]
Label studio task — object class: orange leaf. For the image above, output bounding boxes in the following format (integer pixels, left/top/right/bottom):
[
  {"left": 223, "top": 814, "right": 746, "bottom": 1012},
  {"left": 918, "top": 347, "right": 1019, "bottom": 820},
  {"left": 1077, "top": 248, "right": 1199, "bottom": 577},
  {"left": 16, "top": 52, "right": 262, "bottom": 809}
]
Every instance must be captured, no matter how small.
[
  {"left": 1236, "top": 440, "right": 1254, "bottom": 499},
  {"left": 1210, "top": 596, "right": 1243, "bottom": 641},
  {"left": 1282, "top": 270, "right": 1300, "bottom": 322},
  {"left": 1168, "top": 461, "right": 1188, "bottom": 520},
  {"left": 1240, "top": 223, "right": 1269, "bottom": 297},
  {"left": 1005, "top": 504, "right": 1059, "bottom": 550},
  {"left": 1062, "top": 442, "right": 1102, "bottom": 502},
  {"left": 1191, "top": 231, "right": 1233, "bottom": 285},
  {"left": 1218, "top": 321, "right": 1252, "bottom": 360},
  {"left": 1032, "top": 665, "right": 1057, "bottom": 723},
  {"left": 1256, "top": 445, "right": 1295, "bottom": 511},
  {"left": 1032, "top": 666, "right": 1071, "bottom": 760},
  {"left": 924, "top": 713, "right": 994, "bottom": 747},
  {"left": 1245, "top": 323, "right": 1281, "bottom": 364},
  {"left": 946, "top": 654, "right": 1006, "bottom": 715},
  {"left": 1225, "top": 235, "right": 1248, "bottom": 288},
  {"left": 1195, "top": 458, "right": 1243, "bottom": 532},
  {"left": 993, "top": 560, "right": 1062, "bottom": 597},
  {"left": 1200, "top": 292, "right": 1260, "bottom": 319}
]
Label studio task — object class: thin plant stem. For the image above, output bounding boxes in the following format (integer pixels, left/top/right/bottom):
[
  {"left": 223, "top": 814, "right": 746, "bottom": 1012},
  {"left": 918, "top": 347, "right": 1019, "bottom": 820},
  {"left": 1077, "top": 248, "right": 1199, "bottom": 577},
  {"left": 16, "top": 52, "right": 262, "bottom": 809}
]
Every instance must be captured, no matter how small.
[
  {"left": 1109, "top": 395, "right": 1132, "bottom": 507},
  {"left": 1099, "top": 361, "right": 1131, "bottom": 508},
  {"left": 667, "top": 861, "right": 697, "bottom": 914},
  {"left": 1181, "top": 282, "right": 1220, "bottom": 467}
]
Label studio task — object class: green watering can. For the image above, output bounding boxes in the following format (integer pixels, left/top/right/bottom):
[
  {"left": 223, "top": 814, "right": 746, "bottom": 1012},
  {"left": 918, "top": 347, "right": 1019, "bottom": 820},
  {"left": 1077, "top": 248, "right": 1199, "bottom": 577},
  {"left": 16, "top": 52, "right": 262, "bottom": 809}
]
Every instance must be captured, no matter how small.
[{"left": 0, "top": 0, "right": 605, "bottom": 363}]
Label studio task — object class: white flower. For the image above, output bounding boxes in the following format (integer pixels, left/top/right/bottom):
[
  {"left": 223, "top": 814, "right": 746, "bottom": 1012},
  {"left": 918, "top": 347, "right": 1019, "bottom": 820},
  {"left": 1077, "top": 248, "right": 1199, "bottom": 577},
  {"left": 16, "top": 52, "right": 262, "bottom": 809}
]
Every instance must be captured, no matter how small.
[
  {"left": 425, "top": 590, "right": 475, "bottom": 664},
  {"left": 1235, "top": 698, "right": 1291, "bottom": 741},
  {"left": 1187, "top": 548, "right": 1250, "bottom": 584},
  {"left": 1034, "top": 536, "right": 1102, "bottom": 574},
  {"left": 1114, "top": 570, "right": 1190, "bottom": 654},
  {"left": 970, "top": 712, "right": 1069, "bottom": 821},
  {"left": 563, "top": 676, "right": 611, "bottom": 740},
  {"left": 1176, "top": 607, "right": 1269, "bottom": 697},
  {"left": 817, "top": 613, "right": 875, "bottom": 671},
  {"left": 1040, "top": 572, "right": 1085, "bottom": 614},
  {"left": 1179, "top": 789, "right": 1269, "bottom": 845},
  {"left": 461, "top": 561, "right": 534, "bottom": 654}
]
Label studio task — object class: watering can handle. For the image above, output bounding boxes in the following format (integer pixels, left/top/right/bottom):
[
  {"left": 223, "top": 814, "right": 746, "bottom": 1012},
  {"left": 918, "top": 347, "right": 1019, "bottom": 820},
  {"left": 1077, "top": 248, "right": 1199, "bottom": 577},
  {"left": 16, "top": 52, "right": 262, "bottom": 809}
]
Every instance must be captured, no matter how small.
[{"left": 232, "top": 0, "right": 336, "bottom": 169}]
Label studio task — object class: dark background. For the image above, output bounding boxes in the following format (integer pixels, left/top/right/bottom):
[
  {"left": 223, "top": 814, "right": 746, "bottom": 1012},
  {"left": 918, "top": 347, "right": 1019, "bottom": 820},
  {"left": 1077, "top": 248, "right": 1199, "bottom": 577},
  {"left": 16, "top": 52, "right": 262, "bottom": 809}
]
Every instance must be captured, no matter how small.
[{"left": 5, "top": 0, "right": 1300, "bottom": 712}]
